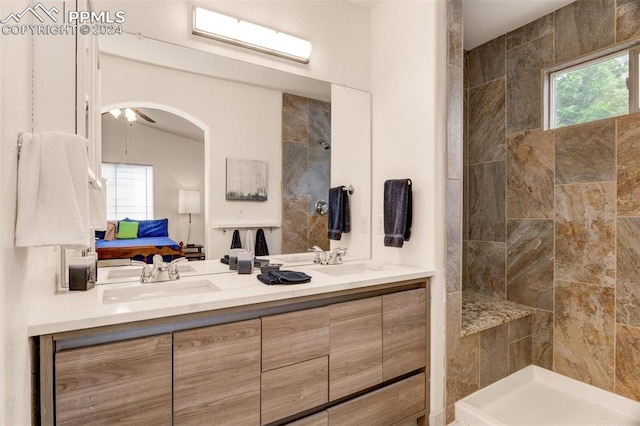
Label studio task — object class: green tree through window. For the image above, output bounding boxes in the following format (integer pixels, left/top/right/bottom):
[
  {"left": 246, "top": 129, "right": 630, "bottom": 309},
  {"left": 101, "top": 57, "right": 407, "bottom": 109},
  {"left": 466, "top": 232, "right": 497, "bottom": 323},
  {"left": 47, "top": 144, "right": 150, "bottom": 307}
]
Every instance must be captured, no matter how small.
[{"left": 552, "top": 52, "right": 629, "bottom": 128}]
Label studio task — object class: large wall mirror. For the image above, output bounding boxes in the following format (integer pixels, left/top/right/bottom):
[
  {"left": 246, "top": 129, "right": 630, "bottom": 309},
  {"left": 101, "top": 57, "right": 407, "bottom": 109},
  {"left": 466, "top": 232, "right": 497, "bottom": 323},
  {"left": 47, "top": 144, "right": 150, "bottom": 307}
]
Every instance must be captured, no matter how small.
[{"left": 99, "top": 33, "right": 371, "bottom": 263}]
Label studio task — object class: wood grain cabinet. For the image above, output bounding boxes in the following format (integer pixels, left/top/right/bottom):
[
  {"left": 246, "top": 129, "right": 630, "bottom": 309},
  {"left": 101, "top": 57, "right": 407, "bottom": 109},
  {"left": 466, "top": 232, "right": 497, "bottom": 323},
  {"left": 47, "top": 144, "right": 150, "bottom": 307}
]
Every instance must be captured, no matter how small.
[
  {"left": 55, "top": 334, "right": 173, "bottom": 426},
  {"left": 329, "top": 296, "right": 383, "bottom": 400},
  {"left": 173, "top": 319, "right": 261, "bottom": 425},
  {"left": 382, "top": 288, "right": 427, "bottom": 380}
]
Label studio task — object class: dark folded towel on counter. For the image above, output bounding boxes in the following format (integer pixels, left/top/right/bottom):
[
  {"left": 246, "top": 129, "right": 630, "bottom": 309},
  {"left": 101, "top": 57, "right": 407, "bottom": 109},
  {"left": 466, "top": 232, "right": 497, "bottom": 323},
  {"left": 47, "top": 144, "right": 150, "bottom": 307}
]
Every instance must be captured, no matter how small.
[
  {"left": 220, "top": 254, "right": 229, "bottom": 265},
  {"left": 231, "top": 229, "right": 242, "bottom": 249},
  {"left": 257, "top": 270, "right": 312, "bottom": 285},
  {"left": 383, "top": 179, "right": 412, "bottom": 248},
  {"left": 328, "top": 186, "right": 351, "bottom": 240},
  {"left": 255, "top": 228, "right": 270, "bottom": 256}
]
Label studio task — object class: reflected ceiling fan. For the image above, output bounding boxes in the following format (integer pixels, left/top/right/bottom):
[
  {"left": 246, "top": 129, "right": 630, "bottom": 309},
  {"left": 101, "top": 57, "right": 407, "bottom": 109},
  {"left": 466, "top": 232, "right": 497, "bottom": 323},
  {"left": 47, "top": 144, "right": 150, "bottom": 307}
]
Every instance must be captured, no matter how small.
[{"left": 105, "top": 107, "right": 156, "bottom": 123}]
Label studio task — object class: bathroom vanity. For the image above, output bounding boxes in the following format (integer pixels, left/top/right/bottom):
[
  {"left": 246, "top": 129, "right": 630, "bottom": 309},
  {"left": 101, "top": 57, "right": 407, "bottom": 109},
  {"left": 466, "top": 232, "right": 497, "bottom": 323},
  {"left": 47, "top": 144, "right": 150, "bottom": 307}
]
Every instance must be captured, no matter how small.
[{"left": 31, "top": 261, "right": 432, "bottom": 425}]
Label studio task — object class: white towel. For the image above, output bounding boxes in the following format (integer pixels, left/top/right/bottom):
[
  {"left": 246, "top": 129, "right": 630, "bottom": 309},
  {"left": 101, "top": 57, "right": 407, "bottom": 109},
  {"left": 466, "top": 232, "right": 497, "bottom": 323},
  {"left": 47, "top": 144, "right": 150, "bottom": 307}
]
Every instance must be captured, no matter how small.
[
  {"left": 15, "top": 132, "right": 90, "bottom": 248},
  {"left": 89, "top": 177, "right": 107, "bottom": 231},
  {"left": 245, "top": 229, "right": 254, "bottom": 254}
]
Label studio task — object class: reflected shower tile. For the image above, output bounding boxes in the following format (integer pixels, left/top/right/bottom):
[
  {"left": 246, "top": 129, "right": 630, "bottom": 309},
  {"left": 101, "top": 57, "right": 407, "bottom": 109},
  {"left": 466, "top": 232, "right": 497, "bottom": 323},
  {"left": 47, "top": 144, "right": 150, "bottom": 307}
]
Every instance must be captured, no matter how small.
[
  {"left": 282, "top": 93, "right": 308, "bottom": 143},
  {"left": 308, "top": 214, "right": 329, "bottom": 251},
  {"left": 282, "top": 197, "right": 308, "bottom": 254},
  {"left": 306, "top": 161, "right": 330, "bottom": 215},
  {"left": 282, "top": 141, "right": 308, "bottom": 198},
  {"left": 554, "top": 280, "right": 615, "bottom": 391},
  {"left": 308, "top": 99, "right": 331, "bottom": 162}
]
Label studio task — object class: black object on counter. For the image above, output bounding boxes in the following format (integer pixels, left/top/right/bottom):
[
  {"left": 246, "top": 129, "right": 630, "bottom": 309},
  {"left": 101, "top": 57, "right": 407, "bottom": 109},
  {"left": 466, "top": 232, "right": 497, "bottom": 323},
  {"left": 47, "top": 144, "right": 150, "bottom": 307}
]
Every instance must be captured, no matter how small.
[{"left": 257, "top": 270, "right": 311, "bottom": 285}]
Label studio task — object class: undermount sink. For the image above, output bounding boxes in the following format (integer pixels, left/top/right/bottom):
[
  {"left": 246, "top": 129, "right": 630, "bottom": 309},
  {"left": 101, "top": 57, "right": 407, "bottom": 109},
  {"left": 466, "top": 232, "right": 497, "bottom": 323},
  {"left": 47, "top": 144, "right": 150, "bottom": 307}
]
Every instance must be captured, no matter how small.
[
  {"left": 311, "top": 262, "right": 383, "bottom": 277},
  {"left": 102, "top": 279, "right": 219, "bottom": 304},
  {"left": 106, "top": 264, "right": 196, "bottom": 280}
]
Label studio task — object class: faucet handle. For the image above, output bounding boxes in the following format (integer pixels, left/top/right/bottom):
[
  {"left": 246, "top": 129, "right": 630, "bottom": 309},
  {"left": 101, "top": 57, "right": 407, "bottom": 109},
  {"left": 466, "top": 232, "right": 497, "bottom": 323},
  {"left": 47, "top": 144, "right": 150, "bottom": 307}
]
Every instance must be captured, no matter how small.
[
  {"left": 168, "top": 257, "right": 188, "bottom": 280},
  {"left": 130, "top": 260, "right": 153, "bottom": 283}
]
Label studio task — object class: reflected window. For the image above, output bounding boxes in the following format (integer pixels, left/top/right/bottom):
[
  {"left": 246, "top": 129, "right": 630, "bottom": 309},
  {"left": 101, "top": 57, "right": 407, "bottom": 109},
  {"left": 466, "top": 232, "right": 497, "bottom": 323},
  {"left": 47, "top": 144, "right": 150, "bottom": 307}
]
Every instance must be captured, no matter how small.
[{"left": 102, "top": 163, "right": 154, "bottom": 220}]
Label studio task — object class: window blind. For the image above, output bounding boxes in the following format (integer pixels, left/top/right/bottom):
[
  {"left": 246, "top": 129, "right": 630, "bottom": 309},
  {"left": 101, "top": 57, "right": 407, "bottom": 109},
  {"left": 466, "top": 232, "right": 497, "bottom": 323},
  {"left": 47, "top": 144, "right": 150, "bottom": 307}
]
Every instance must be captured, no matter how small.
[{"left": 101, "top": 163, "right": 154, "bottom": 220}]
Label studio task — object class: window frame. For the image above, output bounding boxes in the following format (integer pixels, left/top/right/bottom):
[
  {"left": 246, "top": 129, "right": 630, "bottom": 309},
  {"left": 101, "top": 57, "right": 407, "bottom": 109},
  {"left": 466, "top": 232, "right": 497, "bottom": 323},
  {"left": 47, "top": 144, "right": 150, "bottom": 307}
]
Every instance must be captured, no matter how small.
[
  {"left": 102, "top": 162, "right": 155, "bottom": 221},
  {"left": 544, "top": 43, "right": 640, "bottom": 130}
]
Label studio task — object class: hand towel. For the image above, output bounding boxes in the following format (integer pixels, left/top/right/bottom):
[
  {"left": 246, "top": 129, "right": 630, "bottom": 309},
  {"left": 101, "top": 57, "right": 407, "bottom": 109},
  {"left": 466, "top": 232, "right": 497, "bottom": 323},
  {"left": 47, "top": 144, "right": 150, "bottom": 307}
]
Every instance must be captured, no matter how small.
[
  {"left": 383, "top": 179, "right": 412, "bottom": 248},
  {"left": 328, "top": 186, "right": 351, "bottom": 240},
  {"left": 89, "top": 177, "right": 107, "bottom": 231},
  {"left": 257, "top": 270, "right": 312, "bottom": 285},
  {"left": 15, "top": 132, "right": 90, "bottom": 248},
  {"left": 245, "top": 229, "right": 254, "bottom": 253},
  {"left": 231, "top": 229, "right": 242, "bottom": 249},
  {"left": 255, "top": 228, "right": 270, "bottom": 256}
]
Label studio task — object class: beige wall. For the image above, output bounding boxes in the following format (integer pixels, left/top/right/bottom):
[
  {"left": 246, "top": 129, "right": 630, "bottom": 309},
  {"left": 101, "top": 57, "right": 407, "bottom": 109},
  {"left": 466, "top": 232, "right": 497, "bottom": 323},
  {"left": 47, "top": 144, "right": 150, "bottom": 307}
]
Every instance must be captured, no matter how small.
[{"left": 447, "top": 0, "right": 640, "bottom": 421}]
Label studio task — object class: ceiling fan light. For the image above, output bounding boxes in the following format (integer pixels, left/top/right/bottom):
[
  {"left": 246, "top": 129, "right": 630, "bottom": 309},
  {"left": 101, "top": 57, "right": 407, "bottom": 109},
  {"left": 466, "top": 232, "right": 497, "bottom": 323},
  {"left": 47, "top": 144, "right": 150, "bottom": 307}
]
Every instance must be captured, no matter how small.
[
  {"left": 126, "top": 115, "right": 137, "bottom": 123},
  {"left": 109, "top": 108, "right": 122, "bottom": 119},
  {"left": 124, "top": 108, "right": 136, "bottom": 120}
]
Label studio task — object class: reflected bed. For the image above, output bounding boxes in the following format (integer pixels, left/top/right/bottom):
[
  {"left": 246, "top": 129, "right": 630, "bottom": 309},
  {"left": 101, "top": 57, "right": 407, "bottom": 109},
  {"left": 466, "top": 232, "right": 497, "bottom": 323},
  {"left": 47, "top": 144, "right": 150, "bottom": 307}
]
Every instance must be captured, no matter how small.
[{"left": 96, "top": 237, "right": 184, "bottom": 263}]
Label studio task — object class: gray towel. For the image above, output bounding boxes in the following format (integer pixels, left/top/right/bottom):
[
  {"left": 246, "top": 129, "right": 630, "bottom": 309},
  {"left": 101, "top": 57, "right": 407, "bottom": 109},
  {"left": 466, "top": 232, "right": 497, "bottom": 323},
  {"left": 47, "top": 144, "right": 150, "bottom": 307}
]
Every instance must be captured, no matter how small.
[
  {"left": 255, "top": 228, "right": 269, "bottom": 256},
  {"left": 231, "top": 229, "right": 242, "bottom": 249},
  {"left": 328, "top": 186, "right": 351, "bottom": 240},
  {"left": 383, "top": 179, "right": 412, "bottom": 248}
]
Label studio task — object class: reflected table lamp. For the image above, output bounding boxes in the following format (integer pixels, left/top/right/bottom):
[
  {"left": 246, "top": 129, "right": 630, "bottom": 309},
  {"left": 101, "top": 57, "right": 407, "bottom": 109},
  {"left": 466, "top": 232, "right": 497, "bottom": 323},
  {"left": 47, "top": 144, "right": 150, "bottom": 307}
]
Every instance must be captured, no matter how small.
[{"left": 178, "top": 189, "right": 201, "bottom": 247}]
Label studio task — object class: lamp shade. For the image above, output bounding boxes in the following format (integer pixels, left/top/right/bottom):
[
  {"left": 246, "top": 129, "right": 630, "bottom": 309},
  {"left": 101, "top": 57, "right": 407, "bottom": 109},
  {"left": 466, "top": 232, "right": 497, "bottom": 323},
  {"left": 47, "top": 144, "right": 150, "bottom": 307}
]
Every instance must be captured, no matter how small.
[{"left": 178, "top": 189, "right": 201, "bottom": 214}]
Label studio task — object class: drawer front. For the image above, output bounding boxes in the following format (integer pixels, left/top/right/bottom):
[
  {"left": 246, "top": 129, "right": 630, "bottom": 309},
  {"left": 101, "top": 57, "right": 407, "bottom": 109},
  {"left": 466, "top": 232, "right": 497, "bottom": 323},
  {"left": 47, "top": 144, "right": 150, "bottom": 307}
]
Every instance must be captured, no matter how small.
[
  {"left": 173, "top": 319, "right": 261, "bottom": 425},
  {"left": 262, "top": 306, "right": 330, "bottom": 372},
  {"left": 327, "top": 373, "right": 425, "bottom": 426},
  {"left": 329, "top": 297, "right": 383, "bottom": 400},
  {"left": 382, "top": 288, "right": 427, "bottom": 380},
  {"left": 261, "top": 357, "right": 329, "bottom": 425},
  {"left": 286, "top": 411, "right": 329, "bottom": 426}
]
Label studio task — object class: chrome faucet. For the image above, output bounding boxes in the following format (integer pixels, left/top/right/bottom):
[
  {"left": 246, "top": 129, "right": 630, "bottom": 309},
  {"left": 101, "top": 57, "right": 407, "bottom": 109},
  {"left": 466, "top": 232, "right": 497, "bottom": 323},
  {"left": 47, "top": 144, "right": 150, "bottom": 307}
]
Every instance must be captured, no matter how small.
[
  {"left": 309, "top": 246, "right": 347, "bottom": 265},
  {"left": 131, "top": 255, "right": 187, "bottom": 283}
]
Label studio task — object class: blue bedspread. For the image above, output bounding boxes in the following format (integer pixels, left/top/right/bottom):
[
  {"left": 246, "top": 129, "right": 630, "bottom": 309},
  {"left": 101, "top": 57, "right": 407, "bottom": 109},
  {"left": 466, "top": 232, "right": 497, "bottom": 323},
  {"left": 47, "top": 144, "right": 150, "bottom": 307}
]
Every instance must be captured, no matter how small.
[{"left": 96, "top": 237, "right": 180, "bottom": 251}]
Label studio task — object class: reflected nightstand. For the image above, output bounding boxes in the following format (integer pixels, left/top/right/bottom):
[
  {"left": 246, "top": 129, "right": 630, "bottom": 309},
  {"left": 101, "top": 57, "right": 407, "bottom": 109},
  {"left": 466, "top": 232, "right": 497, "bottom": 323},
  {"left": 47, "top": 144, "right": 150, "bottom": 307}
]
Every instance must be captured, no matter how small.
[{"left": 184, "top": 244, "right": 205, "bottom": 261}]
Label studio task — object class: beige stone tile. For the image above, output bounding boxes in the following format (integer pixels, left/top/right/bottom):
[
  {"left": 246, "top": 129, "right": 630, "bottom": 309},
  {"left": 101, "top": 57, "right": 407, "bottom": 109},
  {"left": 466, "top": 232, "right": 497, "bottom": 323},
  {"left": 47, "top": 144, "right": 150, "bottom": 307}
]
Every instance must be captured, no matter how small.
[
  {"left": 554, "top": 0, "right": 615, "bottom": 64},
  {"left": 555, "top": 120, "right": 616, "bottom": 185},
  {"left": 554, "top": 280, "right": 615, "bottom": 391},
  {"left": 282, "top": 93, "right": 308, "bottom": 143},
  {"left": 468, "top": 36, "right": 505, "bottom": 88},
  {"left": 507, "top": 130, "right": 554, "bottom": 219},
  {"left": 506, "top": 34, "right": 553, "bottom": 134},
  {"left": 480, "top": 324, "right": 508, "bottom": 387},
  {"left": 467, "top": 241, "right": 506, "bottom": 298},
  {"left": 509, "top": 336, "right": 532, "bottom": 374},
  {"left": 506, "top": 13, "right": 553, "bottom": 50},
  {"left": 532, "top": 309, "right": 553, "bottom": 369},
  {"left": 447, "top": 178, "right": 462, "bottom": 294},
  {"left": 448, "top": 65, "right": 464, "bottom": 181},
  {"left": 617, "top": 217, "right": 640, "bottom": 326},
  {"left": 615, "top": 324, "right": 640, "bottom": 402},
  {"left": 555, "top": 182, "right": 616, "bottom": 287},
  {"left": 617, "top": 114, "right": 640, "bottom": 216},
  {"left": 468, "top": 161, "right": 506, "bottom": 242},
  {"left": 616, "top": 0, "right": 640, "bottom": 43},
  {"left": 469, "top": 79, "right": 506, "bottom": 164},
  {"left": 507, "top": 220, "right": 554, "bottom": 310},
  {"left": 307, "top": 214, "right": 328, "bottom": 252},
  {"left": 508, "top": 315, "right": 533, "bottom": 342}
]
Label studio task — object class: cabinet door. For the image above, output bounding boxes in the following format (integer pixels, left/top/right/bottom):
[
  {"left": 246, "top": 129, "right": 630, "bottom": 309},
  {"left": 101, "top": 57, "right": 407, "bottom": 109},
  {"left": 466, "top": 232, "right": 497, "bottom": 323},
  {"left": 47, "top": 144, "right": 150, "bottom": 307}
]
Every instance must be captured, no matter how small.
[
  {"left": 329, "top": 297, "right": 382, "bottom": 400},
  {"left": 174, "top": 319, "right": 261, "bottom": 425},
  {"left": 261, "top": 357, "right": 329, "bottom": 425},
  {"left": 55, "top": 334, "right": 172, "bottom": 426},
  {"left": 327, "top": 373, "right": 425, "bottom": 426},
  {"left": 382, "top": 288, "right": 427, "bottom": 381},
  {"left": 262, "top": 306, "right": 330, "bottom": 371}
]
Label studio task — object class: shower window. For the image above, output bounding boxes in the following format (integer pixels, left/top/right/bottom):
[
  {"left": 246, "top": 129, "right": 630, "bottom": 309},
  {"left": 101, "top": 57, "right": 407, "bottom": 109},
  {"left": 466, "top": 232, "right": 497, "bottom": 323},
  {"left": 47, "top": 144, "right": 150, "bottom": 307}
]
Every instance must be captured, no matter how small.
[{"left": 546, "top": 46, "right": 639, "bottom": 129}]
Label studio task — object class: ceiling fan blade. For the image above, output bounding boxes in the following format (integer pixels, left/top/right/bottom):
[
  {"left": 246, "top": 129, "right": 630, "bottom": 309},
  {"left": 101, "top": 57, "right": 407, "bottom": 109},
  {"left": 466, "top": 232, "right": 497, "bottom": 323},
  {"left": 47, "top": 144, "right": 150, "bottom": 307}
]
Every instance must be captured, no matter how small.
[{"left": 133, "top": 108, "right": 156, "bottom": 123}]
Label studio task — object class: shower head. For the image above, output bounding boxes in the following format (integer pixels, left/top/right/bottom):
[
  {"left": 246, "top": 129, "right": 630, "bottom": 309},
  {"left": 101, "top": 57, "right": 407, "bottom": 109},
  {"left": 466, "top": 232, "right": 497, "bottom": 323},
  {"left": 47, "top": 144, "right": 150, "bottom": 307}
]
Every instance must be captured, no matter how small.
[{"left": 318, "top": 139, "right": 331, "bottom": 150}]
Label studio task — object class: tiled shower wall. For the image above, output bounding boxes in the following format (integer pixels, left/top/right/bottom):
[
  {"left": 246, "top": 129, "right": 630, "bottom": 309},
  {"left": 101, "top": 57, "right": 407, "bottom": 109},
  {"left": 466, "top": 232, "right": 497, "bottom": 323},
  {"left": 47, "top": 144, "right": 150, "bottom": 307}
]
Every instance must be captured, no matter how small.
[
  {"left": 447, "top": 0, "right": 640, "bottom": 421},
  {"left": 281, "top": 93, "right": 331, "bottom": 253}
]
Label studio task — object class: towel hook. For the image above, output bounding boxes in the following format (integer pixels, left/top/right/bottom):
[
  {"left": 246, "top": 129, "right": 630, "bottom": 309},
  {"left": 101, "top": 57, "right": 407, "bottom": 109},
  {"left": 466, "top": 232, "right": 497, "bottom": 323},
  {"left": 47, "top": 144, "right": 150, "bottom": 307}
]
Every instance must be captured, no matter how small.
[
  {"left": 17, "top": 132, "right": 24, "bottom": 159},
  {"left": 342, "top": 185, "right": 354, "bottom": 194}
]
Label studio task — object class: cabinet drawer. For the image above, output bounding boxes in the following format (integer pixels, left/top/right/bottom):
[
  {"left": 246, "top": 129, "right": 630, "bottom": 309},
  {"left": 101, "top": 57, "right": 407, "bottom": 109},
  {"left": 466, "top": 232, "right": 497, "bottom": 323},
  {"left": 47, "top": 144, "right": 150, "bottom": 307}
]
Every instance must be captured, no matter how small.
[
  {"left": 329, "top": 297, "right": 382, "bottom": 400},
  {"left": 262, "top": 306, "right": 329, "bottom": 372},
  {"left": 261, "top": 357, "right": 329, "bottom": 425},
  {"left": 55, "top": 334, "right": 173, "bottom": 426},
  {"left": 327, "top": 373, "right": 425, "bottom": 426},
  {"left": 174, "top": 319, "right": 261, "bottom": 425},
  {"left": 286, "top": 411, "right": 328, "bottom": 426},
  {"left": 382, "top": 288, "right": 427, "bottom": 380}
]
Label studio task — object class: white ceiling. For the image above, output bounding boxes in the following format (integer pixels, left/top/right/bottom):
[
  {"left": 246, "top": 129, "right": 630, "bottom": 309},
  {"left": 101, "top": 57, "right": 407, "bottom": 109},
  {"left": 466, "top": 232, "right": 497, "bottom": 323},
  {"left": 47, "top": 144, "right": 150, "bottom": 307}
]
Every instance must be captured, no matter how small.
[
  {"left": 463, "top": 0, "right": 575, "bottom": 50},
  {"left": 103, "top": 108, "right": 205, "bottom": 142}
]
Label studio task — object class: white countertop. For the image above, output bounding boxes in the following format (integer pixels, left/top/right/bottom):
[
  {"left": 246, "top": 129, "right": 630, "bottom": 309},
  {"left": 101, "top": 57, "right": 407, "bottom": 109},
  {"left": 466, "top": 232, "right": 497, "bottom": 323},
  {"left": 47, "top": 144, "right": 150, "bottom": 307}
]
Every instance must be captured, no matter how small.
[{"left": 28, "top": 260, "right": 434, "bottom": 336}]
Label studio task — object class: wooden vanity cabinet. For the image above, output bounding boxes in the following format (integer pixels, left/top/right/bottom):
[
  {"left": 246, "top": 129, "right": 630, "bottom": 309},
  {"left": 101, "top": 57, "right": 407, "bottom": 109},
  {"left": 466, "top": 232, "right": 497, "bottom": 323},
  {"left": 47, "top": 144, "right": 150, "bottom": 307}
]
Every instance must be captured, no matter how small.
[
  {"left": 173, "top": 319, "right": 261, "bottom": 425},
  {"left": 54, "top": 334, "right": 172, "bottom": 426}
]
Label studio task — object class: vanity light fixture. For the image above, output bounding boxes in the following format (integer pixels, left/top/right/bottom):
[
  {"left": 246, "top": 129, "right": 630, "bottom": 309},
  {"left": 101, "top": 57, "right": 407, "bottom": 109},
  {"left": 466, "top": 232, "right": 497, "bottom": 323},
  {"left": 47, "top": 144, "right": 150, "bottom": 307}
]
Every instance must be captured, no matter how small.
[{"left": 192, "top": 7, "right": 312, "bottom": 64}]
